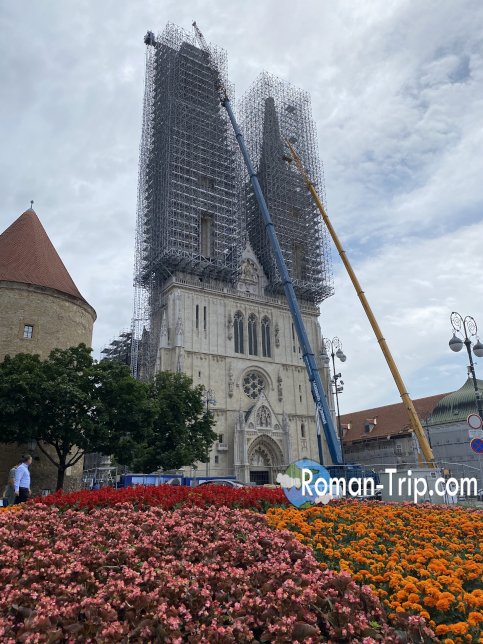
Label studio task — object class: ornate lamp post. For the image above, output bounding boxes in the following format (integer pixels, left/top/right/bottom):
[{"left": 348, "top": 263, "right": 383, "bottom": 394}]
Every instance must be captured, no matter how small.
[
  {"left": 204, "top": 389, "right": 217, "bottom": 476},
  {"left": 320, "top": 337, "right": 347, "bottom": 465},
  {"left": 449, "top": 312, "right": 483, "bottom": 419}
]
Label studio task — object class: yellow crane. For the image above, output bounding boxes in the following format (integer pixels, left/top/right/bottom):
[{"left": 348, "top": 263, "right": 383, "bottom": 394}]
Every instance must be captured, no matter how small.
[{"left": 286, "top": 139, "right": 436, "bottom": 468}]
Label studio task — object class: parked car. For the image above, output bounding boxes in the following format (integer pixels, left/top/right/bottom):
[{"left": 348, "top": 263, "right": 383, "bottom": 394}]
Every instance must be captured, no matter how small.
[{"left": 196, "top": 479, "right": 244, "bottom": 488}]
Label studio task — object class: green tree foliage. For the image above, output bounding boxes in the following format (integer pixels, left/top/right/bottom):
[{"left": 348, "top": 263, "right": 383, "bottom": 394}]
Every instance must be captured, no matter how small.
[
  {"left": 0, "top": 344, "right": 153, "bottom": 491},
  {"left": 131, "top": 371, "right": 218, "bottom": 474}
]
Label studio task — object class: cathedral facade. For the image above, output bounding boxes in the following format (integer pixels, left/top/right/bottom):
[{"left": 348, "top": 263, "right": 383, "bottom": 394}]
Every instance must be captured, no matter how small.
[
  {"left": 154, "top": 244, "right": 334, "bottom": 483},
  {"left": 132, "top": 23, "right": 336, "bottom": 482}
]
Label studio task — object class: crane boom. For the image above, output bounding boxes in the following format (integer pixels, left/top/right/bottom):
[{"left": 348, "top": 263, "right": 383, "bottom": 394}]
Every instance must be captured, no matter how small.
[
  {"left": 286, "top": 140, "right": 436, "bottom": 467},
  {"left": 186, "top": 22, "right": 343, "bottom": 465},
  {"left": 192, "top": 21, "right": 209, "bottom": 51}
]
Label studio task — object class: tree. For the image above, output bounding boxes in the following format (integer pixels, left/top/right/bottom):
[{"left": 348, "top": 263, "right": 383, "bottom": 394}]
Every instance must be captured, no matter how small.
[
  {"left": 131, "top": 371, "right": 218, "bottom": 474},
  {"left": 0, "top": 344, "right": 153, "bottom": 491}
]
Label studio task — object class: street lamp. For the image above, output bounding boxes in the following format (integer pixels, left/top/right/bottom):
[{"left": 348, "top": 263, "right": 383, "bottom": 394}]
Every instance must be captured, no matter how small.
[
  {"left": 204, "top": 388, "right": 217, "bottom": 476},
  {"left": 449, "top": 312, "right": 483, "bottom": 419},
  {"left": 321, "top": 337, "right": 346, "bottom": 465}
]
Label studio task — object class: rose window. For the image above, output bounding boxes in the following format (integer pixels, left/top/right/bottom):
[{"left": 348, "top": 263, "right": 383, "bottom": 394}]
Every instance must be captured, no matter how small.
[{"left": 243, "top": 373, "right": 265, "bottom": 400}]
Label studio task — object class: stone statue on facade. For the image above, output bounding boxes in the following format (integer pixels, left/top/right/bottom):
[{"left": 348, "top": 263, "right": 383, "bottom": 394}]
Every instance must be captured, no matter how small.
[
  {"left": 175, "top": 315, "right": 184, "bottom": 346},
  {"left": 242, "top": 258, "right": 258, "bottom": 282}
]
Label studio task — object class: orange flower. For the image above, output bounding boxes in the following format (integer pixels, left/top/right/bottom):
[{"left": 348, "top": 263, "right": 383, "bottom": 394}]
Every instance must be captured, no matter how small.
[
  {"left": 267, "top": 501, "right": 483, "bottom": 639},
  {"left": 469, "top": 612, "right": 483, "bottom": 626}
]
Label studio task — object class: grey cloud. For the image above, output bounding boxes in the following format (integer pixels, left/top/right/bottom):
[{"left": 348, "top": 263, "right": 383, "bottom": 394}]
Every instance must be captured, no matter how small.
[{"left": 1, "top": 0, "right": 482, "bottom": 411}]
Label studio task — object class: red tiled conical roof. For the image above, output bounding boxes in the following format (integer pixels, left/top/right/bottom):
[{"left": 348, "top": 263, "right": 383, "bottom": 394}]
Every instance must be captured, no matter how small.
[{"left": 0, "top": 209, "right": 86, "bottom": 301}]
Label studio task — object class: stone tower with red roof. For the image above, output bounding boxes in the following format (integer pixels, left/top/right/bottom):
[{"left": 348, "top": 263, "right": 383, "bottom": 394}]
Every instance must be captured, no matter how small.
[{"left": 0, "top": 207, "right": 96, "bottom": 495}]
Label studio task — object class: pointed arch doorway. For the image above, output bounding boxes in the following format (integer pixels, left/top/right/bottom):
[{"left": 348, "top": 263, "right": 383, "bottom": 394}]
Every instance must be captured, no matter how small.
[{"left": 248, "top": 436, "right": 284, "bottom": 485}]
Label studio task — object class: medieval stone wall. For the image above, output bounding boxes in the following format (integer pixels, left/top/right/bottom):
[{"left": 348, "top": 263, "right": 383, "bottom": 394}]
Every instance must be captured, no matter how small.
[{"left": 0, "top": 281, "right": 96, "bottom": 361}]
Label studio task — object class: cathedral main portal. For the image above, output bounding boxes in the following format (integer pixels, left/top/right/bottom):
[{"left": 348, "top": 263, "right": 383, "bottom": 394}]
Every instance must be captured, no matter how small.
[
  {"left": 246, "top": 434, "right": 284, "bottom": 485},
  {"left": 250, "top": 470, "right": 269, "bottom": 485}
]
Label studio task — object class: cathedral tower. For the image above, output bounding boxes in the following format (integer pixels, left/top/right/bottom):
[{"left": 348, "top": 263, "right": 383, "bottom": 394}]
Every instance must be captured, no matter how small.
[
  {"left": 238, "top": 72, "right": 333, "bottom": 305},
  {"left": 132, "top": 24, "right": 336, "bottom": 480}
]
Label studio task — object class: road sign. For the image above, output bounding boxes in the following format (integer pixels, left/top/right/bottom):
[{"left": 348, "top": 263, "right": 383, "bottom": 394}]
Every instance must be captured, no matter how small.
[
  {"left": 471, "top": 438, "right": 483, "bottom": 454},
  {"left": 468, "top": 414, "right": 483, "bottom": 430},
  {"left": 469, "top": 429, "right": 483, "bottom": 439}
]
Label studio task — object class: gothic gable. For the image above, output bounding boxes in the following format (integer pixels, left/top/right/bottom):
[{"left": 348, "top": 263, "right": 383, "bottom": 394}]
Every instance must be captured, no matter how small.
[
  {"left": 245, "top": 391, "right": 282, "bottom": 432},
  {"left": 237, "top": 241, "right": 268, "bottom": 296}
]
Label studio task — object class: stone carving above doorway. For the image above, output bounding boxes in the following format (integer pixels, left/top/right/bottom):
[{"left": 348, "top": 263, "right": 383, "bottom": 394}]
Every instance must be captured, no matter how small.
[
  {"left": 249, "top": 446, "right": 270, "bottom": 467},
  {"left": 257, "top": 405, "right": 271, "bottom": 428}
]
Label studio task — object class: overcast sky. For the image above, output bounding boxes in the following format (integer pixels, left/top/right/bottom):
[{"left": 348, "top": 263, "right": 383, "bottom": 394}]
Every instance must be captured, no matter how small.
[{"left": 1, "top": 0, "right": 482, "bottom": 414}]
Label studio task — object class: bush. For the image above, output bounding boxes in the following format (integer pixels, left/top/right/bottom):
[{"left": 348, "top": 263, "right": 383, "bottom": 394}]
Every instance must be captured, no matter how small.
[{"left": 0, "top": 504, "right": 434, "bottom": 643}]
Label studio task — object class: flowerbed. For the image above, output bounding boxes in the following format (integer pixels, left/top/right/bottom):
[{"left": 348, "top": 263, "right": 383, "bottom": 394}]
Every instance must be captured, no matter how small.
[
  {"left": 33, "top": 484, "right": 287, "bottom": 512},
  {"left": 267, "top": 500, "right": 483, "bottom": 643},
  {"left": 0, "top": 506, "right": 20, "bottom": 515},
  {"left": 0, "top": 504, "right": 433, "bottom": 644}
]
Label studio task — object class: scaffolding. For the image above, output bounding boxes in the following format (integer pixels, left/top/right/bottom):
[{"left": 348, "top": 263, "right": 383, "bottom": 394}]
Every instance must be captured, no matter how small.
[
  {"left": 132, "top": 22, "right": 242, "bottom": 378},
  {"left": 100, "top": 328, "right": 132, "bottom": 367},
  {"left": 238, "top": 71, "right": 333, "bottom": 304}
]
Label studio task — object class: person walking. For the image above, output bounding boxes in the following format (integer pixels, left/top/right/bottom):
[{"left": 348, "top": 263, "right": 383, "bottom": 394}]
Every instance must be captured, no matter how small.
[
  {"left": 14, "top": 454, "right": 32, "bottom": 504},
  {"left": 5, "top": 459, "right": 21, "bottom": 506}
]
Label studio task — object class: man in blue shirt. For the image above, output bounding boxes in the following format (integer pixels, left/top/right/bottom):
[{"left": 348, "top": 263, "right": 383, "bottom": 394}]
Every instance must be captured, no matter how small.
[{"left": 14, "top": 454, "right": 32, "bottom": 504}]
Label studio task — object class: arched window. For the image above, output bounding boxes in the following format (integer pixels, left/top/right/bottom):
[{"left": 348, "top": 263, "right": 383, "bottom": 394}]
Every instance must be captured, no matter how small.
[
  {"left": 261, "top": 316, "right": 271, "bottom": 358},
  {"left": 234, "top": 312, "right": 244, "bottom": 354},
  {"left": 248, "top": 314, "right": 258, "bottom": 356},
  {"left": 301, "top": 423, "right": 305, "bottom": 438}
]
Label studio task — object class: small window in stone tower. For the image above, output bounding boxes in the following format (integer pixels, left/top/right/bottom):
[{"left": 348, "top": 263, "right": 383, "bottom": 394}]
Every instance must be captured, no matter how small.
[
  {"left": 301, "top": 423, "right": 305, "bottom": 438},
  {"left": 234, "top": 311, "right": 244, "bottom": 354},
  {"left": 203, "top": 306, "right": 207, "bottom": 331},
  {"left": 261, "top": 316, "right": 271, "bottom": 358},
  {"left": 200, "top": 216, "right": 211, "bottom": 258},
  {"left": 195, "top": 305, "right": 199, "bottom": 329},
  {"left": 292, "top": 324, "right": 296, "bottom": 353},
  {"left": 198, "top": 174, "right": 215, "bottom": 190},
  {"left": 23, "top": 325, "right": 34, "bottom": 339},
  {"left": 292, "top": 243, "right": 305, "bottom": 280},
  {"left": 248, "top": 314, "right": 258, "bottom": 356},
  {"left": 214, "top": 455, "right": 219, "bottom": 464}
]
